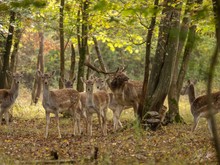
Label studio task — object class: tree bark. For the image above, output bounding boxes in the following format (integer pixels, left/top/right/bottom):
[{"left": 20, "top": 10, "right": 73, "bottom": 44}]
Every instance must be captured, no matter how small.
[
  {"left": 69, "top": 43, "right": 76, "bottom": 80},
  {"left": 59, "top": 0, "right": 65, "bottom": 89},
  {"left": 0, "top": 11, "right": 15, "bottom": 88},
  {"left": 138, "top": 0, "right": 159, "bottom": 121},
  {"left": 142, "top": 1, "right": 182, "bottom": 129},
  {"left": 208, "top": 0, "right": 220, "bottom": 162},
  {"left": 167, "top": 0, "right": 194, "bottom": 123},
  {"left": 31, "top": 31, "right": 44, "bottom": 105},
  {"left": 77, "top": 0, "right": 89, "bottom": 92},
  {"left": 10, "top": 28, "right": 22, "bottom": 74}
]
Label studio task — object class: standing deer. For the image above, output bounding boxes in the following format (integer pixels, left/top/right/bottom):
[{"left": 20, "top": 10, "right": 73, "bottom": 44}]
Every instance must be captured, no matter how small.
[
  {"left": 181, "top": 80, "right": 220, "bottom": 137},
  {"left": 63, "top": 76, "right": 86, "bottom": 135},
  {"left": 0, "top": 71, "right": 23, "bottom": 125},
  {"left": 81, "top": 76, "right": 110, "bottom": 136},
  {"left": 95, "top": 77, "right": 130, "bottom": 131},
  {"left": 109, "top": 68, "right": 143, "bottom": 118},
  {"left": 37, "top": 70, "right": 81, "bottom": 138}
]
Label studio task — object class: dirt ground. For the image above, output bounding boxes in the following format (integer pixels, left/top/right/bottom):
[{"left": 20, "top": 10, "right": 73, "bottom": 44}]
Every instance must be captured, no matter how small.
[{"left": 0, "top": 114, "right": 219, "bottom": 164}]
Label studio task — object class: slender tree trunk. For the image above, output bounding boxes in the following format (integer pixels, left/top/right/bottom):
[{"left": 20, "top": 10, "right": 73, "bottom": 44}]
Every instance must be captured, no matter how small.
[
  {"left": 77, "top": 0, "right": 89, "bottom": 92},
  {"left": 59, "top": 0, "right": 65, "bottom": 89},
  {"left": 31, "top": 31, "right": 44, "bottom": 105},
  {"left": 10, "top": 28, "right": 22, "bottom": 73},
  {"left": 69, "top": 43, "right": 76, "bottom": 80},
  {"left": 167, "top": 0, "right": 203, "bottom": 123},
  {"left": 167, "top": 0, "right": 193, "bottom": 123},
  {"left": 138, "top": 0, "right": 159, "bottom": 121},
  {"left": 142, "top": 1, "right": 182, "bottom": 130},
  {"left": 0, "top": 11, "right": 15, "bottom": 88}
]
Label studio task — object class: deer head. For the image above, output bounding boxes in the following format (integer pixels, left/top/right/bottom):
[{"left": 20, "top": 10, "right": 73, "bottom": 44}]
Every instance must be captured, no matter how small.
[
  {"left": 7, "top": 71, "right": 24, "bottom": 85},
  {"left": 81, "top": 77, "right": 95, "bottom": 93},
  {"left": 37, "top": 70, "right": 56, "bottom": 86},
  {"left": 110, "top": 68, "right": 129, "bottom": 91}
]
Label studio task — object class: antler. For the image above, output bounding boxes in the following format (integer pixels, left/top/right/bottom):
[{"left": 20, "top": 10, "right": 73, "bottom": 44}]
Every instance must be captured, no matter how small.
[{"left": 84, "top": 59, "right": 117, "bottom": 74}]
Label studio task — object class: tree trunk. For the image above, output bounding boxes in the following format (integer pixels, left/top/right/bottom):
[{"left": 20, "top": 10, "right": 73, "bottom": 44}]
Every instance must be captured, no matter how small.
[
  {"left": 69, "top": 43, "right": 76, "bottom": 80},
  {"left": 31, "top": 31, "right": 44, "bottom": 105},
  {"left": 208, "top": 0, "right": 220, "bottom": 162},
  {"left": 0, "top": 11, "right": 15, "bottom": 88},
  {"left": 138, "top": 0, "right": 159, "bottom": 121},
  {"left": 77, "top": 0, "right": 89, "bottom": 92},
  {"left": 142, "top": 1, "right": 182, "bottom": 130},
  {"left": 59, "top": 0, "right": 65, "bottom": 89},
  {"left": 10, "top": 28, "right": 22, "bottom": 74},
  {"left": 167, "top": 0, "right": 203, "bottom": 123},
  {"left": 167, "top": 0, "right": 193, "bottom": 123}
]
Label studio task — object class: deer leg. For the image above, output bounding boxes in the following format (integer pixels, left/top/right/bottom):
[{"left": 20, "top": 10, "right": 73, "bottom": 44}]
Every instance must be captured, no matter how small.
[
  {"left": 102, "top": 109, "right": 107, "bottom": 136},
  {"left": 0, "top": 108, "right": 4, "bottom": 125},
  {"left": 113, "top": 107, "right": 122, "bottom": 131},
  {"left": 117, "top": 107, "right": 123, "bottom": 128},
  {"left": 207, "top": 118, "right": 214, "bottom": 138},
  {"left": 5, "top": 110, "right": 10, "bottom": 125},
  {"left": 87, "top": 114, "right": 92, "bottom": 136},
  {"left": 133, "top": 102, "right": 139, "bottom": 117},
  {"left": 192, "top": 115, "right": 199, "bottom": 132},
  {"left": 55, "top": 112, "right": 61, "bottom": 138},
  {"left": 77, "top": 114, "right": 81, "bottom": 135},
  {"left": 45, "top": 111, "right": 50, "bottom": 138}
]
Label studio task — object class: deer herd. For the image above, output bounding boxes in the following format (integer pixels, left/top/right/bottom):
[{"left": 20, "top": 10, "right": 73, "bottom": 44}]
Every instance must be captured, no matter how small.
[{"left": 0, "top": 70, "right": 219, "bottom": 138}]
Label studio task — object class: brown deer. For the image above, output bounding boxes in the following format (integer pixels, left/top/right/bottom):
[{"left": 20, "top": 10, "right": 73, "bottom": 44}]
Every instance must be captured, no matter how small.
[
  {"left": 0, "top": 71, "right": 23, "bottom": 125},
  {"left": 109, "top": 68, "right": 143, "bottom": 119},
  {"left": 81, "top": 76, "right": 110, "bottom": 136},
  {"left": 63, "top": 76, "right": 87, "bottom": 135},
  {"left": 95, "top": 77, "right": 131, "bottom": 131},
  {"left": 37, "top": 70, "right": 81, "bottom": 138},
  {"left": 181, "top": 80, "right": 220, "bottom": 137}
]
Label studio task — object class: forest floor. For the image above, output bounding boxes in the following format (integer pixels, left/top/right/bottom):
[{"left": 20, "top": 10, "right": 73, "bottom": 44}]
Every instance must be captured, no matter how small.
[{"left": 0, "top": 88, "right": 219, "bottom": 164}]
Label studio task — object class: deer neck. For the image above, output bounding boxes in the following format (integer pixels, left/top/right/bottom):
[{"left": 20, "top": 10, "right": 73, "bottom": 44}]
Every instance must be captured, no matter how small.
[
  {"left": 10, "top": 81, "right": 19, "bottom": 98},
  {"left": 86, "top": 90, "right": 95, "bottom": 107},
  {"left": 188, "top": 85, "right": 196, "bottom": 104},
  {"left": 42, "top": 84, "right": 51, "bottom": 103}
]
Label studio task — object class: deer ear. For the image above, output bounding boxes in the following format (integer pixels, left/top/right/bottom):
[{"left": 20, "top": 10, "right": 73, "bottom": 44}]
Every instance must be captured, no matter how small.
[
  {"left": 193, "top": 79, "right": 197, "bottom": 85},
  {"left": 20, "top": 71, "right": 24, "bottom": 77},
  {"left": 80, "top": 77, "right": 85, "bottom": 83},
  {"left": 37, "top": 70, "right": 42, "bottom": 77},
  {"left": 51, "top": 71, "right": 56, "bottom": 77},
  {"left": 187, "top": 80, "right": 191, "bottom": 85},
  {"left": 6, "top": 70, "right": 12, "bottom": 77},
  {"left": 72, "top": 74, "right": 77, "bottom": 82}
]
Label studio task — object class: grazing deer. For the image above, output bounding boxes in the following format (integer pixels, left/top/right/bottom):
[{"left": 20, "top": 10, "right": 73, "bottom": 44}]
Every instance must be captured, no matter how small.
[
  {"left": 95, "top": 77, "right": 131, "bottom": 131},
  {"left": 181, "top": 80, "right": 220, "bottom": 137},
  {"left": 81, "top": 76, "right": 110, "bottom": 136},
  {"left": 0, "top": 71, "right": 23, "bottom": 125},
  {"left": 109, "top": 68, "right": 142, "bottom": 118},
  {"left": 37, "top": 70, "right": 81, "bottom": 138}
]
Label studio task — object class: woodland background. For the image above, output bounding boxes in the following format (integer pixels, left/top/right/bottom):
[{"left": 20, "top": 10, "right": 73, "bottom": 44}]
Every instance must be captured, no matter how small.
[{"left": 1, "top": 0, "right": 220, "bottom": 164}]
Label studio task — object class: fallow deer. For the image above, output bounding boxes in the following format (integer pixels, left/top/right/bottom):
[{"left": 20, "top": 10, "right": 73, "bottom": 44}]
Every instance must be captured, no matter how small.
[
  {"left": 63, "top": 77, "right": 86, "bottom": 135},
  {"left": 81, "top": 76, "right": 110, "bottom": 136},
  {"left": 37, "top": 70, "right": 81, "bottom": 138},
  {"left": 0, "top": 71, "right": 23, "bottom": 125},
  {"left": 95, "top": 77, "right": 131, "bottom": 131},
  {"left": 181, "top": 80, "right": 220, "bottom": 137},
  {"left": 109, "top": 68, "right": 143, "bottom": 118}
]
